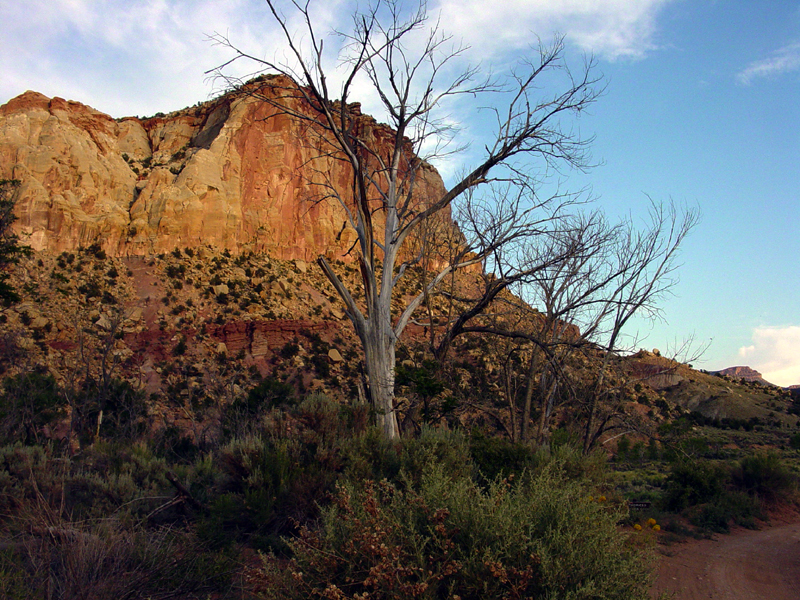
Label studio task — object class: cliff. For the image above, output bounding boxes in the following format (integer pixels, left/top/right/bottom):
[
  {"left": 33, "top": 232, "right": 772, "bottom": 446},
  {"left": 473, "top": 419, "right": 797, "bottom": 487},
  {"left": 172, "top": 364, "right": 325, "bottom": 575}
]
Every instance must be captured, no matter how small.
[
  {"left": 0, "top": 76, "right": 448, "bottom": 260},
  {"left": 714, "top": 366, "right": 776, "bottom": 387}
]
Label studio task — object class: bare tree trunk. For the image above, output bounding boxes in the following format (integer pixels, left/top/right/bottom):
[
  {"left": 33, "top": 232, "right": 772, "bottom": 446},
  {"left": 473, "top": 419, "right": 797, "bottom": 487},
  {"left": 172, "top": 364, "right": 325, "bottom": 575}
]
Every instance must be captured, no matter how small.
[
  {"left": 504, "top": 359, "right": 519, "bottom": 442},
  {"left": 583, "top": 340, "right": 614, "bottom": 454},
  {"left": 537, "top": 374, "right": 559, "bottom": 448},
  {"left": 520, "top": 350, "right": 538, "bottom": 442},
  {"left": 362, "top": 319, "right": 400, "bottom": 439}
]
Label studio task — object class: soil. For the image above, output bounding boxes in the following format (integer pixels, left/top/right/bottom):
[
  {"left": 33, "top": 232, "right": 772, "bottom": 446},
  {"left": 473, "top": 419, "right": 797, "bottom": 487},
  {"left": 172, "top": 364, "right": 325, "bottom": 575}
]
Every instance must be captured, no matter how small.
[{"left": 651, "top": 519, "right": 800, "bottom": 599}]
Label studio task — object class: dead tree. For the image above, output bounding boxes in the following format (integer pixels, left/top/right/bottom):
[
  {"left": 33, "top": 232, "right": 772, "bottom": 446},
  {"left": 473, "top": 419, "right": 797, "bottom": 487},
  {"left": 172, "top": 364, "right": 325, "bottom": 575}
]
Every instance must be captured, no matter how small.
[
  {"left": 209, "top": 0, "right": 601, "bottom": 437},
  {"left": 580, "top": 201, "right": 699, "bottom": 452},
  {"left": 426, "top": 202, "right": 698, "bottom": 450}
]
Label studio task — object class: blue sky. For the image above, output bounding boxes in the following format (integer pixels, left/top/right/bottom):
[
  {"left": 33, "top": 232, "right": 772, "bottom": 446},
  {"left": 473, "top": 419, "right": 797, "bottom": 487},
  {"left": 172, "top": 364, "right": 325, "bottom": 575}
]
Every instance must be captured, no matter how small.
[{"left": 1, "top": 1, "right": 798, "bottom": 384}]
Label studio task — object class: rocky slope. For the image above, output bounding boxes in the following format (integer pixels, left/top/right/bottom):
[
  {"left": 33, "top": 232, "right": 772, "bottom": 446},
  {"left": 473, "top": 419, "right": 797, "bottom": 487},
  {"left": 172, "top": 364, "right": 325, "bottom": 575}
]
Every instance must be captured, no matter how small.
[{"left": 0, "top": 76, "right": 447, "bottom": 260}]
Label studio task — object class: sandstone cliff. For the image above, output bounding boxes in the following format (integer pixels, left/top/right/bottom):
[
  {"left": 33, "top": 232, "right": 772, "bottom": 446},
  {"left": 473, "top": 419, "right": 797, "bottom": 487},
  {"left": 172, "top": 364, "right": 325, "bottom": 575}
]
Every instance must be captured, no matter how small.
[
  {"left": 714, "top": 366, "right": 776, "bottom": 387},
  {"left": 0, "top": 76, "right": 447, "bottom": 260},
  {"left": 716, "top": 366, "right": 763, "bottom": 380}
]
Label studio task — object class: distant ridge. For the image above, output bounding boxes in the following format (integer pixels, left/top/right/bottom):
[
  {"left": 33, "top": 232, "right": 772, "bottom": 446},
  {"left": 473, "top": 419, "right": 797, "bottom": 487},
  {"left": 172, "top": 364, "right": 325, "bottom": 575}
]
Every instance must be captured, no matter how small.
[{"left": 713, "top": 366, "right": 781, "bottom": 387}]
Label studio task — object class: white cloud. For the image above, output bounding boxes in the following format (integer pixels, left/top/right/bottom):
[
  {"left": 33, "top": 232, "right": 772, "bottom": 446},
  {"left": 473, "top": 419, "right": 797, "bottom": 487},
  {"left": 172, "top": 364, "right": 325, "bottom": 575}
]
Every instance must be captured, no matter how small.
[
  {"left": 737, "top": 326, "right": 800, "bottom": 387},
  {"left": 432, "top": 0, "right": 674, "bottom": 61},
  {"left": 0, "top": 0, "right": 317, "bottom": 117},
  {"left": 1, "top": 0, "right": 675, "bottom": 118},
  {"left": 737, "top": 41, "right": 800, "bottom": 85}
]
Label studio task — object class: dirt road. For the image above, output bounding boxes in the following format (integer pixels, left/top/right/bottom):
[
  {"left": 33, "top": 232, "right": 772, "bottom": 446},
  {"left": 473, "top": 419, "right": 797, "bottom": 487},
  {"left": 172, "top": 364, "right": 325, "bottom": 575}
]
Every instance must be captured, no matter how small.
[{"left": 651, "top": 521, "right": 800, "bottom": 599}]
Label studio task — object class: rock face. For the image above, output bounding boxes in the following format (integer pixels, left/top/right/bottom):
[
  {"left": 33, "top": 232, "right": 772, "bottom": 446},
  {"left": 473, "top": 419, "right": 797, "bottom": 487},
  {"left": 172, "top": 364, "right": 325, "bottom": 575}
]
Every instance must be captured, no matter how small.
[
  {"left": 0, "top": 76, "right": 448, "bottom": 261},
  {"left": 714, "top": 366, "right": 775, "bottom": 387},
  {"left": 716, "top": 366, "right": 763, "bottom": 380}
]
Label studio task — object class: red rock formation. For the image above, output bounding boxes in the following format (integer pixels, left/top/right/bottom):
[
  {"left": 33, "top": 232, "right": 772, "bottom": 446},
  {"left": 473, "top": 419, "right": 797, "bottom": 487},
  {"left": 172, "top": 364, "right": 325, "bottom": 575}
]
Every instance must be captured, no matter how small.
[
  {"left": 716, "top": 366, "right": 763, "bottom": 380},
  {"left": 0, "top": 76, "right": 450, "bottom": 262},
  {"left": 715, "top": 366, "right": 776, "bottom": 386}
]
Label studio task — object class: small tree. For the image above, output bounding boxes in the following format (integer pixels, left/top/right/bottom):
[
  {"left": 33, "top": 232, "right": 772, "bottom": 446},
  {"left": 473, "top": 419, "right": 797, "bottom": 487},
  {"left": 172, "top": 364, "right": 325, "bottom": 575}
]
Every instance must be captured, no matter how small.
[
  {"left": 423, "top": 202, "right": 698, "bottom": 450},
  {"left": 210, "top": 0, "right": 601, "bottom": 437},
  {"left": 0, "top": 179, "right": 29, "bottom": 305}
]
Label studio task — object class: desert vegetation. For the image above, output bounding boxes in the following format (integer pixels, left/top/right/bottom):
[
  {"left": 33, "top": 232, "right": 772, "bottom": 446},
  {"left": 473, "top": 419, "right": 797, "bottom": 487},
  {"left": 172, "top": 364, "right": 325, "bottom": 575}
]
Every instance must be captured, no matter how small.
[
  {"left": 0, "top": 232, "right": 799, "bottom": 599},
  {"left": 1, "top": 355, "right": 797, "bottom": 599},
  {"left": 0, "top": 374, "right": 659, "bottom": 599}
]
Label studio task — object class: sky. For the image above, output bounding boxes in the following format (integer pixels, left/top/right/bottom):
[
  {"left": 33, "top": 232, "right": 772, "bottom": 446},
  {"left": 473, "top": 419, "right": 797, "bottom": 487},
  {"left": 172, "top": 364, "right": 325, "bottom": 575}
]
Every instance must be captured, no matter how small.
[{"left": 1, "top": 0, "right": 798, "bottom": 384}]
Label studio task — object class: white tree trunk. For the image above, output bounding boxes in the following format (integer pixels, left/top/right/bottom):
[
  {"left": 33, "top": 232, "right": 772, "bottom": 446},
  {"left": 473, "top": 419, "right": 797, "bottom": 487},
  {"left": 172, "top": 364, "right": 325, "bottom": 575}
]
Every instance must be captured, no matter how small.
[{"left": 362, "top": 321, "right": 399, "bottom": 438}]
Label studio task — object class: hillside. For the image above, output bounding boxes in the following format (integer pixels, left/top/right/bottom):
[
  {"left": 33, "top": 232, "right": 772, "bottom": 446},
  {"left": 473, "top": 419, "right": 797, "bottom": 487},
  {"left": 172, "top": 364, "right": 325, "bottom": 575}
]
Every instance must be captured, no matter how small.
[{"left": 1, "top": 83, "right": 797, "bottom": 449}]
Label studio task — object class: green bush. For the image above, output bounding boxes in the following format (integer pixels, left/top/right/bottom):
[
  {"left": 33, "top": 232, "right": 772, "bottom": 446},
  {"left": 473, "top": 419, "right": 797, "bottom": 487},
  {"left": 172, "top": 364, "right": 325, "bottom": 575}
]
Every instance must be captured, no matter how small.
[
  {"left": 732, "top": 451, "right": 796, "bottom": 501},
  {"left": 469, "top": 430, "right": 536, "bottom": 484},
  {"left": 688, "top": 490, "right": 761, "bottom": 533},
  {"left": 71, "top": 378, "right": 150, "bottom": 445},
  {"left": 260, "top": 461, "right": 651, "bottom": 599},
  {"left": 663, "top": 459, "right": 728, "bottom": 511},
  {"left": 221, "top": 376, "right": 297, "bottom": 439},
  {"left": 203, "top": 396, "right": 369, "bottom": 551},
  {"left": 0, "top": 512, "right": 233, "bottom": 599},
  {"left": 662, "top": 453, "right": 794, "bottom": 533},
  {"left": 0, "top": 370, "right": 62, "bottom": 445},
  {"left": 0, "top": 443, "right": 173, "bottom": 522}
]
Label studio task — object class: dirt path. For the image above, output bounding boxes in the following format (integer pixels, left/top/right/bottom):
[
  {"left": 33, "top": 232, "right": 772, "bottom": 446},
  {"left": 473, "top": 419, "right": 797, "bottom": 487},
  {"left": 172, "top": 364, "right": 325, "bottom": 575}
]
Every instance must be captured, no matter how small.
[{"left": 651, "top": 521, "right": 800, "bottom": 599}]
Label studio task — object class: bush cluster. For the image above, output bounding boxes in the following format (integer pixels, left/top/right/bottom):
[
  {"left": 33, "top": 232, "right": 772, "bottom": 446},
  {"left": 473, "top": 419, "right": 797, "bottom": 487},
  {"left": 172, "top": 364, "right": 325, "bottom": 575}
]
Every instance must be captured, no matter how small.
[
  {"left": 260, "top": 456, "right": 650, "bottom": 600},
  {"left": 0, "top": 365, "right": 657, "bottom": 599},
  {"left": 0, "top": 444, "right": 235, "bottom": 599},
  {"left": 662, "top": 452, "right": 796, "bottom": 533}
]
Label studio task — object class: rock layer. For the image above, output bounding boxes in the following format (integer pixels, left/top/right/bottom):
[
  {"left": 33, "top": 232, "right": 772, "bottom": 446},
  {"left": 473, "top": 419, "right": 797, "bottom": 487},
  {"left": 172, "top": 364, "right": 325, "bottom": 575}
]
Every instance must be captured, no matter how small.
[{"left": 0, "top": 76, "right": 448, "bottom": 261}]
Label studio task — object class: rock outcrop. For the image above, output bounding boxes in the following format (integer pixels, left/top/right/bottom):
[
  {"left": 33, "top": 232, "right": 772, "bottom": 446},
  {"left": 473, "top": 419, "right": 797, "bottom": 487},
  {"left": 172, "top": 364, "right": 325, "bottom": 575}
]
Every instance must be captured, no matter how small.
[
  {"left": 714, "top": 366, "right": 776, "bottom": 387},
  {"left": 716, "top": 366, "right": 763, "bottom": 380},
  {"left": 0, "top": 76, "right": 448, "bottom": 261}
]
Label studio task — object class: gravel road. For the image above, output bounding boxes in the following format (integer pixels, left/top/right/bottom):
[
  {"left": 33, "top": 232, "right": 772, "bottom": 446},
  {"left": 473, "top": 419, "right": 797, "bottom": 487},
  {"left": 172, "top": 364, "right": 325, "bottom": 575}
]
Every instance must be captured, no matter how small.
[{"left": 651, "top": 521, "right": 800, "bottom": 599}]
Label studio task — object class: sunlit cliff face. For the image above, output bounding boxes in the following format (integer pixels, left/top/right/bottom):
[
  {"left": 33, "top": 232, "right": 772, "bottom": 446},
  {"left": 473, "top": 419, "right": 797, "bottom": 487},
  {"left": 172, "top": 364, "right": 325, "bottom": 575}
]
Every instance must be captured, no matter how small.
[{"left": 0, "top": 77, "right": 450, "bottom": 263}]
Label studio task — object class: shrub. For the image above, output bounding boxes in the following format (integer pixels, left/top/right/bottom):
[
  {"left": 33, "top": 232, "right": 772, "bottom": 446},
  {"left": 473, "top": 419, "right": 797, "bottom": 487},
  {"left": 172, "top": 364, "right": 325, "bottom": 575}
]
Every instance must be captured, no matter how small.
[
  {"left": 309, "top": 352, "right": 330, "bottom": 377},
  {"left": 663, "top": 460, "right": 728, "bottom": 512},
  {"left": 85, "top": 242, "right": 107, "bottom": 260},
  {"left": 468, "top": 431, "right": 536, "bottom": 484},
  {"left": 165, "top": 264, "right": 185, "bottom": 279},
  {"left": 0, "top": 508, "right": 233, "bottom": 600},
  {"left": 200, "top": 395, "right": 376, "bottom": 552},
  {"left": 279, "top": 341, "right": 300, "bottom": 359},
  {"left": 71, "top": 379, "right": 150, "bottom": 445},
  {"left": 260, "top": 461, "right": 652, "bottom": 599},
  {"left": 172, "top": 337, "right": 187, "bottom": 356},
  {"left": 688, "top": 490, "right": 761, "bottom": 533},
  {"left": 222, "top": 377, "right": 297, "bottom": 439},
  {"left": 732, "top": 451, "right": 796, "bottom": 501},
  {"left": 0, "top": 370, "right": 62, "bottom": 445}
]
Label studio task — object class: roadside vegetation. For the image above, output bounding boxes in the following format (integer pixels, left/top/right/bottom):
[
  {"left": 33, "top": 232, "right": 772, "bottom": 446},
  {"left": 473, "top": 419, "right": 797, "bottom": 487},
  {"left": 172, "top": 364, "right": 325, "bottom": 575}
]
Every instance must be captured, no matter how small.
[
  {"left": 612, "top": 415, "right": 799, "bottom": 541},
  {"left": 0, "top": 380, "right": 656, "bottom": 599},
  {"left": 2, "top": 362, "right": 797, "bottom": 598}
]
